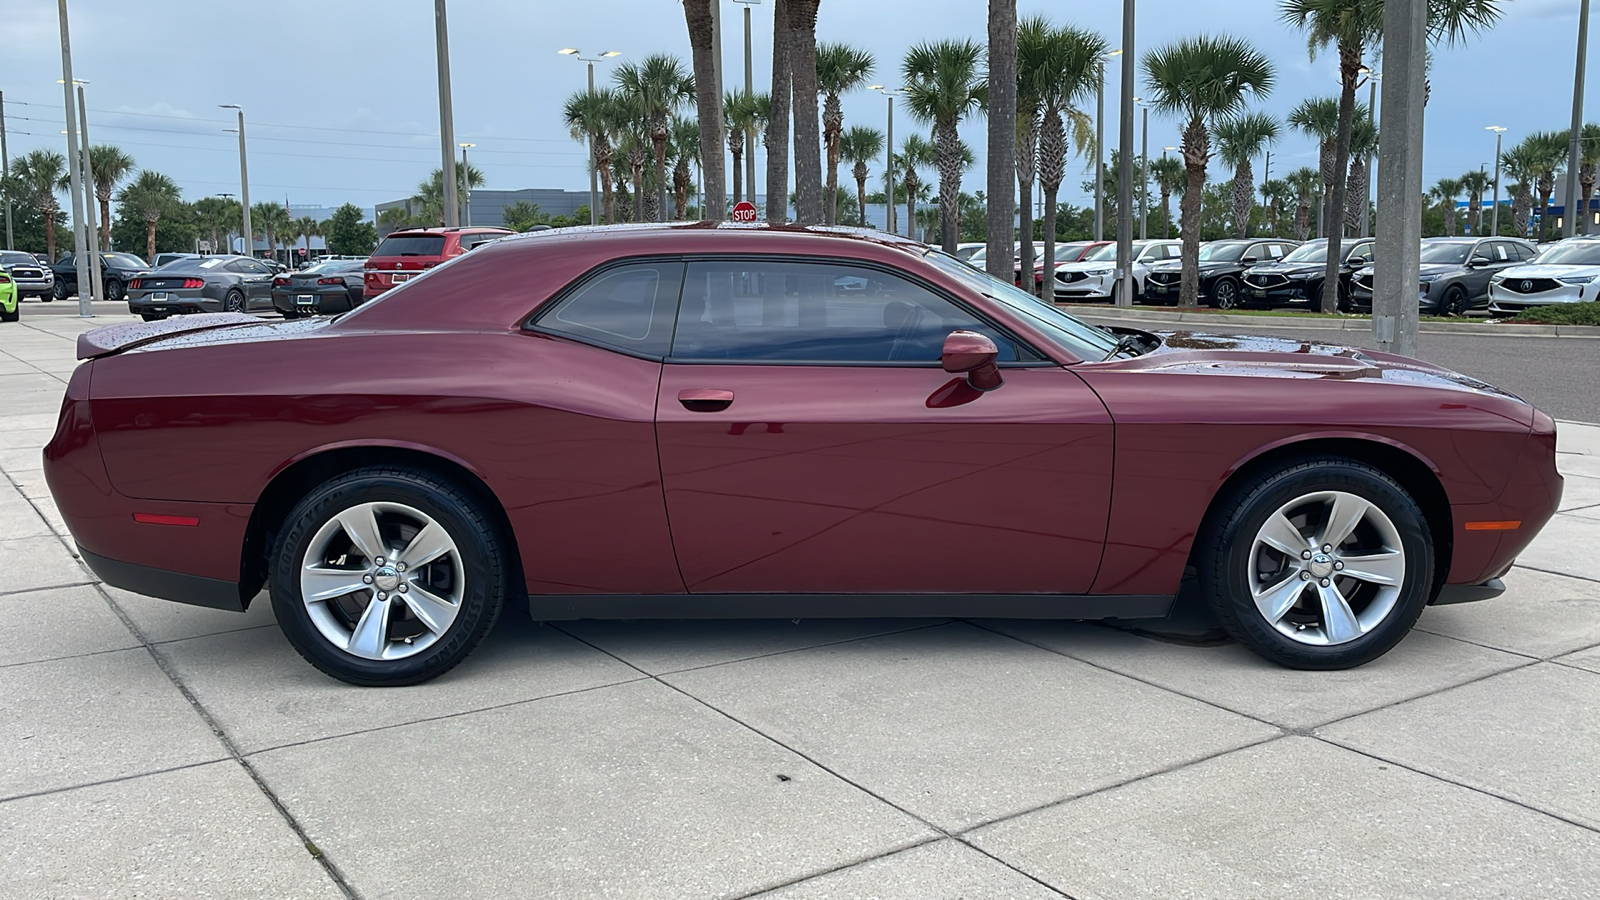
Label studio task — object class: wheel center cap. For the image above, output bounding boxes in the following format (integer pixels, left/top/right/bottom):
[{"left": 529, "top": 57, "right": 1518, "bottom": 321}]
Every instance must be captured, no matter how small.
[
  {"left": 1307, "top": 553, "right": 1335, "bottom": 579},
  {"left": 372, "top": 566, "right": 401, "bottom": 592}
]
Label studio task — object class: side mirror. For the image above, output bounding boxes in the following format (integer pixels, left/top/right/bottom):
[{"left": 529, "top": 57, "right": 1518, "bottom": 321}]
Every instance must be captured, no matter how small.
[
  {"left": 1241, "top": 256, "right": 1259, "bottom": 264},
  {"left": 941, "top": 330, "right": 1003, "bottom": 392},
  {"left": 1469, "top": 256, "right": 1493, "bottom": 267}
]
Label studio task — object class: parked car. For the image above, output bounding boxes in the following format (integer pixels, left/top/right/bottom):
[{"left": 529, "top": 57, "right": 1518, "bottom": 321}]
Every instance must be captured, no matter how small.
[
  {"left": 1348, "top": 237, "right": 1537, "bottom": 315},
  {"left": 1054, "top": 239, "right": 1182, "bottom": 303},
  {"left": 1242, "top": 237, "right": 1374, "bottom": 310},
  {"left": 954, "top": 242, "right": 985, "bottom": 261},
  {"left": 0, "top": 249, "right": 55, "bottom": 300},
  {"left": 51, "top": 251, "right": 151, "bottom": 302},
  {"left": 124, "top": 255, "right": 277, "bottom": 321},
  {"left": 271, "top": 258, "right": 368, "bottom": 318},
  {"left": 1016, "top": 240, "right": 1097, "bottom": 290},
  {"left": 0, "top": 268, "right": 16, "bottom": 321},
  {"left": 47, "top": 224, "right": 1560, "bottom": 686},
  {"left": 1143, "top": 238, "right": 1299, "bottom": 308},
  {"left": 153, "top": 252, "right": 203, "bottom": 269},
  {"left": 1486, "top": 236, "right": 1600, "bottom": 317},
  {"left": 363, "top": 227, "right": 514, "bottom": 300}
]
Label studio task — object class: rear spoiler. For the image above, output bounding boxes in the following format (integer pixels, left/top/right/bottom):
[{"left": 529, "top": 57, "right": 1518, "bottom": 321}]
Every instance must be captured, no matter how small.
[{"left": 75, "top": 313, "right": 262, "bottom": 360}]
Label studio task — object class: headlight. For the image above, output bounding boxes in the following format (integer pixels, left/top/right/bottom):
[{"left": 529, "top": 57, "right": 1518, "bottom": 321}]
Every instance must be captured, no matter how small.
[
  {"left": 1286, "top": 272, "right": 1314, "bottom": 280},
  {"left": 1489, "top": 274, "right": 1505, "bottom": 283},
  {"left": 1418, "top": 274, "right": 1440, "bottom": 282},
  {"left": 1557, "top": 275, "right": 1596, "bottom": 284},
  {"left": 1085, "top": 267, "right": 1113, "bottom": 276}
]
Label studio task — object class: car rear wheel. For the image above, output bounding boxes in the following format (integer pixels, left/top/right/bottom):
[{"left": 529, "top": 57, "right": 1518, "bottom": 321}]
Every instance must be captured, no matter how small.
[
  {"left": 224, "top": 290, "right": 246, "bottom": 313},
  {"left": 1213, "top": 277, "right": 1241, "bottom": 310},
  {"left": 1, "top": 302, "right": 17, "bottom": 322},
  {"left": 269, "top": 466, "right": 506, "bottom": 686},
  {"left": 1195, "top": 457, "right": 1433, "bottom": 669},
  {"left": 104, "top": 277, "right": 124, "bottom": 302},
  {"left": 1442, "top": 285, "right": 1468, "bottom": 317}
]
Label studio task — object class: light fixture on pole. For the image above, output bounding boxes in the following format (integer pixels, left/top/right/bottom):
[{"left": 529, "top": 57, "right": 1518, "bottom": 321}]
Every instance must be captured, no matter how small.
[
  {"left": 733, "top": 0, "right": 761, "bottom": 205},
  {"left": 871, "top": 85, "right": 902, "bottom": 235},
  {"left": 220, "top": 105, "right": 252, "bottom": 257},
  {"left": 457, "top": 142, "right": 475, "bottom": 225},
  {"left": 1487, "top": 126, "right": 1507, "bottom": 237},
  {"left": 560, "top": 48, "right": 622, "bottom": 225}
]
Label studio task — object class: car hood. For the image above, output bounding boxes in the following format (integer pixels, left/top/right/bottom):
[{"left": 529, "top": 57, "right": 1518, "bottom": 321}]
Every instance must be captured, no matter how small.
[
  {"left": 1109, "top": 330, "right": 1528, "bottom": 410},
  {"left": 1496, "top": 263, "right": 1600, "bottom": 279},
  {"left": 1245, "top": 261, "right": 1323, "bottom": 276},
  {"left": 1418, "top": 262, "right": 1463, "bottom": 277},
  {"left": 1056, "top": 259, "right": 1117, "bottom": 273}
]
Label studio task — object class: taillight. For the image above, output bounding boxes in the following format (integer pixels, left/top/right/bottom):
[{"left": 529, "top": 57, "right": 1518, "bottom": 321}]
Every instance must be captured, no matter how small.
[
  {"left": 317, "top": 277, "right": 343, "bottom": 285},
  {"left": 182, "top": 278, "right": 205, "bottom": 289},
  {"left": 273, "top": 276, "right": 290, "bottom": 286},
  {"left": 129, "top": 278, "right": 141, "bottom": 289},
  {"left": 0, "top": 274, "right": 11, "bottom": 284}
]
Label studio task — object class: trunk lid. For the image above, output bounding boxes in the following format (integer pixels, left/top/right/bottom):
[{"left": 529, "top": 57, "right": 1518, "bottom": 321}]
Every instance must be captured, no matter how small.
[{"left": 76, "top": 313, "right": 261, "bottom": 360}]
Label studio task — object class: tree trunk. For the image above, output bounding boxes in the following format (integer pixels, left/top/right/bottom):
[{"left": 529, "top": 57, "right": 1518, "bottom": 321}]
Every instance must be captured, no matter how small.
[
  {"left": 683, "top": 0, "right": 726, "bottom": 221},
  {"left": 765, "top": 0, "right": 792, "bottom": 223},
  {"left": 729, "top": 129, "right": 745, "bottom": 204},
  {"left": 786, "top": 0, "right": 823, "bottom": 224},
  {"left": 1318, "top": 139, "right": 1335, "bottom": 238},
  {"left": 1582, "top": 165, "right": 1596, "bottom": 235},
  {"left": 1016, "top": 108, "right": 1039, "bottom": 292},
  {"left": 934, "top": 117, "right": 963, "bottom": 253},
  {"left": 630, "top": 152, "right": 648, "bottom": 223},
  {"left": 45, "top": 207, "right": 56, "bottom": 260},
  {"left": 97, "top": 189, "right": 113, "bottom": 247},
  {"left": 853, "top": 160, "right": 869, "bottom": 227},
  {"left": 651, "top": 125, "right": 671, "bottom": 223},
  {"left": 1345, "top": 157, "right": 1367, "bottom": 237},
  {"left": 145, "top": 217, "right": 158, "bottom": 263},
  {"left": 1323, "top": 37, "right": 1359, "bottom": 314},
  {"left": 904, "top": 169, "right": 919, "bottom": 242},
  {"left": 1537, "top": 179, "right": 1554, "bottom": 242},
  {"left": 1038, "top": 107, "right": 1065, "bottom": 291},
  {"left": 986, "top": 0, "right": 1017, "bottom": 281},
  {"left": 1442, "top": 200, "right": 1456, "bottom": 238},
  {"left": 1159, "top": 186, "right": 1171, "bottom": 239},
  {"left": 1178, "top": 114, "right": 1207, "bottom": 308},
  {"left": 673, "top": 158, "right": 691, "bottom": 220},
  {"left": 1231, "top": 160, "right": 1253, "bottom": 239},
  {"left": 823, "top": 93, "right": 843, "bottom": 225},
  {"left": 1295, "top": 197, "right": 1310, "bottom": 241},
  {"left": 1512, "top": 189, "right": 1530, "bottom": 237},
  {"left": 1468, "top": 192, "right": 1482, "bottom": 236},
  {"left": 596, "top": 142, "right": 615, "bottom": 224}
]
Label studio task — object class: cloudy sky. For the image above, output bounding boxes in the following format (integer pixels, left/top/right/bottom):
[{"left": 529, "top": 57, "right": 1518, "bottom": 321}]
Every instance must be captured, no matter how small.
[{"left": 4, "top": 0, "right": 1589, "bottom": 216}]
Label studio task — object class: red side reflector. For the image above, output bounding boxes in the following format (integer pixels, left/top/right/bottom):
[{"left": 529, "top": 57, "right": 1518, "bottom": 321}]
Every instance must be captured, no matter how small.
[
  {"left": 133, "top": 513, "right": 200, "bottom": 526},
  {"left": 1464, "top": 520, "right": 1521, "bottom": 531}
]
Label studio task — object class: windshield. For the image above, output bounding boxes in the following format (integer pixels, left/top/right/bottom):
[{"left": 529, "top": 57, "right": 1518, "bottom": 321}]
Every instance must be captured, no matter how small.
[
  {"left": 1419, "top": 242, "right": 1472, "bottom": 264},
  {"left": 1529, "top": 241, "right": 1600, "bottom": 266},
  {"left": 1198, "top": 242, "right": 1247, "bottom": 262},
  {"left": 1082, "top": 243, "right": 1119, "bottom": 262},
  {"left": 1281, "top": 241, "right": 1328, "bottom": 264},
  {"left": 103, "top": 253, "right": 148, "bottom": 268},
  {"left": 924, "top": 250, "right": 1120, "bottom": 360},
  {"left": 0, "top": 251, "right": 38, "bottom": 266}
]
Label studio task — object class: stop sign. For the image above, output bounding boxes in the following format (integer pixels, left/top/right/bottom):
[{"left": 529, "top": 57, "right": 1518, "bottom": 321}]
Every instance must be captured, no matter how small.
[{"left": 731, "top": 200, "right": 758, "bottom": 223}]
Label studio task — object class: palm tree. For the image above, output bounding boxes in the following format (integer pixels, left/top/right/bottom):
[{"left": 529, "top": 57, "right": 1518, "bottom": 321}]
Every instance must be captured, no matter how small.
[
  {"left": 670, "top": 116, "right": 699, "bottom": 220},
  {"left": 1143, "top": 35, "right": 1275, "bottom": 307},
  {"left": 7, "top": 150, "right": 67, "bottom": 259},
  {"left": 376, "top": 205, "right": 413, "bottom": 232},
  {"left": 1214, "top": 113, "right": 1279, "bottom": 239},
  {"left": 766, "top": 0, "right": 793, "bottom": 223},
  {"left": 1509, "top": 131, "right": 1568, "bottom": 242},
  {"left": 682, "top": 0, "right": 726, "bottom": 222},
  {"left": 839, "top": 126, "right": 885, "bottom": 227},
  {"left": 293, "top": 216, "right": 320, "bottom": 260},
  {"left": 815, "top": 42, "right": 875, "bottom": 225},
  {"left": 1578, "top": 122, "right": 1600, "bottom": 235},
  {"left": 1037, "top": 26, "right": 1105, "bottom": 280},
  {"left": 193, "top": 196, "right": 241, "bottom": 253},
  {"left": 1288, "top": 97, "right": 1340, "bottom": 238},
  {"left": 1430, "top": 176, "right": 1464, "bottom": 237},
  {"left": 985, "top": 0, "right": 1018, "bottom": 279},
  {"left": 902, "top": 39, "right": 987, "bottom": 253},
  {"left": 1286, "top": 166, "right": 1321, "bottom": 240},
  {"left": 1344, "top": 110, "right": 1378, "bottom": 236},
  {"left": 723, "top": 90, "right": 766, "bottom": 205},
  {"left": 1150, "top": 155, "right": 1185, "bottom": 239},
  {"left": 897, "top": 134, "right": 937, "bottom": 241},
  {"left": 563, "top": 87, "right": 621, "bottom": 224},
  {"left": 1458, "top": 168, "right": 1489, "bottom": 236},
  {"left": 1261, "top": 177, "right": 1293, "bottom": 236},
  {"left": 786, "top": 0, "right": 824, "bottom": 224},
  {"left": 614, "top": 54, "right": 694, "bottom": 223},
  {"left": 251, "top": 201, "right": 292, "bottom": 264},
  {"left": 1499, "top": 144, "right": 1536, "bottom": 238},
  {"left": 88, "top": 144, "right": 135, "bottom": 248},
  {"left": 1014, "top": 15, "right": 1055, "bottom": 286},
  {"left": 411, "top": 164, "right": 485, "bottom": 226},
  {"left": 117, "top": 170, "right": 182, "bottom": 262}
]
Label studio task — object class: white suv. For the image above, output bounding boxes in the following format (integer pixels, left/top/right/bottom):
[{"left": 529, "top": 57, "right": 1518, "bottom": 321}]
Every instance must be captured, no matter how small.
[
  {"left": 1488, "top": 236, "right": 1600, "bottom": 316},
  {"left": 1053, "top": 240, "right": 1181, "bottom": 302}
]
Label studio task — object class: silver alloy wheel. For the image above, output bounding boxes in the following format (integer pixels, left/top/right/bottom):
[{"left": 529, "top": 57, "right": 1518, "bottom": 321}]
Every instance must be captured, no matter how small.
[
  {"left": 299, "top": 501, "right": 464, "bottom": 660},
  {"left": 1248, "top": 490, "right": 1406, "bottom": 646}
]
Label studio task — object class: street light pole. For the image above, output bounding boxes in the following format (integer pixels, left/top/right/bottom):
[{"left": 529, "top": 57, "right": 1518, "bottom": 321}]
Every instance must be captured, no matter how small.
[
  {"left": 1137, "top": 101, "right": 1148, "bottom": 240},
  {"left": 435, "top": 0, "right": 459, "bottom": 227},
  {"left": 458, "top": 143, "right": 475, "bottom": 225},
  {"left": 1361, "top": 69, "right": 1379, "bottom": 237},
  {"left": 1566, "top": 0, "right": 1590, "bottom": 237},
  {"left": 560, "top": 49, "right": 621, "bottom": 226},
  {"left": 76, "top": 84, "right": 102, "bottom": 304},
  {"left": 220, "top": 106, "right": 251, "bottom": 257},
  {"left": 1095, "top": 62, "right": 1105, "bottom": 242},
  {"left": 1488, "top": 126, "right": 1506, "bottom": 237},
  {"left": 871, "top": 86, "right": 899, "bottom": 234},
  {"left": 735, "top": 0, "right": 760, "bottom": 204},
  {"left": 0, "top": 90, "right": 12, "bottom": 249},
  {"left": 1116, "top": 4, "right": 1135, "bottom": 308},
  {"left": 57, "top": 0, "right": 91, "bottom": 317}
]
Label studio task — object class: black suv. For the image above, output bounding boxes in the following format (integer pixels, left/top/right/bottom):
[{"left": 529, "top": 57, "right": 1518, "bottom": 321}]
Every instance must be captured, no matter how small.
[
  {"left": 1143, "top": 238, "right": 1299, "bottom": 308},
  {"left": 51, "top": 251, "right": 153, "bottom": 301},
  {"left": 1242, "top": 238, "right": 1374, "bottom": 310},
  {"left": 1348, "top": 237, "right": 1537, "bottom": 315}
]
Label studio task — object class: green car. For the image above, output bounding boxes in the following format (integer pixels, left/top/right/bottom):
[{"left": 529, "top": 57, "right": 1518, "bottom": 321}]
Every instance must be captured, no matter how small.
[{"left": 0, "top": 270, "right": 18, "bottom": 322}]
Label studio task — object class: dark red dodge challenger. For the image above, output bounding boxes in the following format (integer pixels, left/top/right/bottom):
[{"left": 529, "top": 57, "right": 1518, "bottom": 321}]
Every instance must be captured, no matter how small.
[{"left": 44, "top": 225, "right": 1562, "bottom": 685}]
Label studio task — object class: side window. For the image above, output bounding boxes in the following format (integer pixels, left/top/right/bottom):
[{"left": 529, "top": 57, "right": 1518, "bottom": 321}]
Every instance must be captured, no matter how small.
[
  {"left": 225, "top": 260, "right": 250, "bottom": 274},
  {"left": 464, "top": 234, "right": 503, "bottom": 251},
  {"left": 1347, "top": 243, "right": 1373, "bottom": 264},
  {"left": 532, "top": 261, "right": 684, "bottom": 358},
  {"left": 672, "top": 259, "right": 1029, "bottom": 364},
  {"left": 1513, "top": 242, "right": 1536, "bottom": 262},
  {"left": 244, "top": 260, "right": 272, "bottom": 275}
]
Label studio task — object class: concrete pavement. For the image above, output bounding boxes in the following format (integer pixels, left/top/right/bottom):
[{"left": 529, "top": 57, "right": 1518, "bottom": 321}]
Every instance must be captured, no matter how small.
[{"left": 3, "top": 310, "right": 1599, "bottom": 898}]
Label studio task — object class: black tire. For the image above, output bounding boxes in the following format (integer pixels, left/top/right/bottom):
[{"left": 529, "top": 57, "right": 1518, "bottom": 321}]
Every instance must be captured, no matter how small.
[
  {"left": 104, "top": 277, "right": 124, "bottom": 302},
  {"left": 1, "top": 303, "right": 17, "bottom": 322},
  {"left": 280, "top": 307, "right": 301, "bottom": 320},
  {"left": 1194, "top": 456, "right": 1434, "bottom": 670},
  {"left": 140, "top": 312, "right": 164, "bottom": 322},
  {"left": 1441, "top": 286, "right": 1468, "bottom": 317},
  {"left": 224, "top": 290, "right": 246, "bottom": 313},
  {"left": 269, "top": 466, "right": 507, "bottom": 686},
  {"left": 49, "top": 281, "right": 65, "bottom": 301},
  {"left": 1213, "top": 277, "right": 1241, "bottom": 310},
  {"left": 1318, "top": 281, "right": 1348, "bottom": 313}
]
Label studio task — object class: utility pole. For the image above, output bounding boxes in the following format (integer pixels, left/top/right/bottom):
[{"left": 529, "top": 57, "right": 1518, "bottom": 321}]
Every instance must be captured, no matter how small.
[
  {"left": 57, "top": 0, "right": 91, "bottom": 317},
  {"left": 76, "top": 83, "right": 102, "bottom": 304},
  {"left": 1262, "top": 149, "right": 1272, "bottom": 237},
  {"left": 0, "top": 91, "right": 12, "bottom": 249},
  {"left": 1361, "top": 69, "right": 1379, "bottom": 237},
  {"left": 1094, "top": 59, "right": 1106, "bottom": 242},
  {"left": 736, "top": 0, "right": 760, "bottom": 204},
  {"left": 872, "top": 86, "right": 898, "bottom": 234},
  {"left": 221, "top": 106, "right": 252, "bottom": 256},
  {"left": 458, "top": 143, "right": 474, "bottom": 225},
  {"left": 560, "top": 49, "right": 621, "bottom": 225},
  {"left": 1138, "top": 101, "right": 1148, "bottom": 240},
  {"left": 1488, "top": 126, "right": 1506, "bottom": 237},
  {"left": 435, "top": 0, "right": 459, "bottom": 227},
  {"left": 708, "top": 0, "right": 723, "bottom": 219},
  {"left": 1566, "top": 0, "right": 1590, "bottom": 237},
  {"left": 1373, "top": 0, "right": 1426, "bottom": 358},
  {"left": 1115, "top": 4, "right": 1135, "bottom": 307}
]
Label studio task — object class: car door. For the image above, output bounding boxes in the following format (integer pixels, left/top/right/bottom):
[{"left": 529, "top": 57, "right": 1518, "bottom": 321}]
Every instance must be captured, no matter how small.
[
  {"left": 655, "top": 256, "right": 1115, "bottom": 596},
  {"left": 1463, "top": 241, "right": 1504, "bottom": 302},
  {"left": 233, "top": 259, "right": 276, "bottom": 307}
]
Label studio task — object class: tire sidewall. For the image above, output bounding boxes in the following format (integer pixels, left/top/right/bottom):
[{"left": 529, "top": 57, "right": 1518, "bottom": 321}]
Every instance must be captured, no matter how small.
[
  {"left": 269, "top": 468, "right": 504, "bottom": 686},
  {"left": 1202, "top": 460, "right": 1433, "bottom": 669},
  {"left": 225, "top": 290, "right": 245, "bottom": 312},
  {"left": 1214, "top": 277, "right": 1239, "bottom": 310}
]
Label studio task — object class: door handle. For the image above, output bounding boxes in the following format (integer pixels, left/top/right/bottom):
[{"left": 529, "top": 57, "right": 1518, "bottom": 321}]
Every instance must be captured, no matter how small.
[{"left": 678, "top": 388, "right": 734, "bottom": 412}]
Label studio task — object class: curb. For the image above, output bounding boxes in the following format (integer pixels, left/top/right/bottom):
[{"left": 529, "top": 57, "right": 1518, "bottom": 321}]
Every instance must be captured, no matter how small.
[{"left": 1063, "top": 304, "right": 1600, "bottom": 338}]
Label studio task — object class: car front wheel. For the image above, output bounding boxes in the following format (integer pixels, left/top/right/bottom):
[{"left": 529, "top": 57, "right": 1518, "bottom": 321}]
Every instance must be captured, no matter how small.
[
  {"left": 1212, "top": 277, "right": 1241, "bottom": 310},
  {"left": 269, "top": 466, "right": 507, "bottom": 686},
  {"left": 1195, "top": 457, "right": 1433, "bottom": 669},
  {"left": 224, "top": 290, "right": 246, "bottom": 313}
]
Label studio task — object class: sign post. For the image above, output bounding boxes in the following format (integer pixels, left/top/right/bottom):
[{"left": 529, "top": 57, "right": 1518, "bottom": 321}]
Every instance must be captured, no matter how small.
[{"left": 731, "top": 200, "right": 758, "bottom": 223}]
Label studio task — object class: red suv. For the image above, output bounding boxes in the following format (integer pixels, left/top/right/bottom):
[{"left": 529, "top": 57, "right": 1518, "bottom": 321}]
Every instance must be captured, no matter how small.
[{"left": 363, "top": 227, "right": 514, "bottom": 299}]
